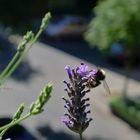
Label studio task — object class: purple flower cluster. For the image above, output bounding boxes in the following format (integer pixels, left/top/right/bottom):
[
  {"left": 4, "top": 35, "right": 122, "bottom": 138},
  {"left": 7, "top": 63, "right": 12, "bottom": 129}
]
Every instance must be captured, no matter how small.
[{"left": 61, "top": 63, "right": 99, "bottom": 134}]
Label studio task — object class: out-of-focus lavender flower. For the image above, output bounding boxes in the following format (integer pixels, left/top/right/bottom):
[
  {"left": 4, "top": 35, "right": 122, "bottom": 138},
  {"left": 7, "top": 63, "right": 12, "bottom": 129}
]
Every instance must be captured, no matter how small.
[
  {"left": 62, "top": 63, "right": 103, "bottom": 135},
  {"left": 65, "top": 66, "right": 73, "bottom": 79}
]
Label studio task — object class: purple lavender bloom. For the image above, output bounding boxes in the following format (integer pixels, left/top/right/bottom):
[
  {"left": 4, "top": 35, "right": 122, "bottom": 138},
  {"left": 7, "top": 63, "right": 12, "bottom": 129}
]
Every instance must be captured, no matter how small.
[
  {"left": 61, "top": 116, "right": 74, "bottom": 127},
  {"left": 76, "top": 63, "right": 89, "bottom": 77},
  {"left": 62, "top": 63, "right": 100, "bottom": 134},
  {"left": 87, "top": 70, "right": 97, "bottom": 78},
  {"left": 65, "top": 66, "right": 73, "bottom": 79}
]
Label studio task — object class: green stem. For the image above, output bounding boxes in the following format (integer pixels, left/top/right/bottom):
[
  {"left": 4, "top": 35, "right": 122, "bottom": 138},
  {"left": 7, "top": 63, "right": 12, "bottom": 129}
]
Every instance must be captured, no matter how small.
[
  {"left": 0, "top": 120, "right": 15, "bottom": 138},
  {"left": 0, "top": 128, "right": 9, "bottom": 138},
  {"left": 0, "top": 113, "right": 31, "bottom": 132},
  {"left": 1, "top": 29, "right": 43, "bottom": 84},
  {"left": 0, "top": 52, "right": 20, "bottom": 82},
  {"left": 79, "top": 133, "right": 83, "bottom": 140}
]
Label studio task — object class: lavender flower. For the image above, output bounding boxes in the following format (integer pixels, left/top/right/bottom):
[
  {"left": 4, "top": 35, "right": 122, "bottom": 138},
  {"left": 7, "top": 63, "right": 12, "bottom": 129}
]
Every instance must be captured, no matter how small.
[
  {"left": 65, "top": 66, "right": 73, "bottom": 79},
  {"left": 62, "top": 63, "right": 101, "bottom": 136},
  {"left": 77, "top": 63, "right": 89, "bottom": 76}
]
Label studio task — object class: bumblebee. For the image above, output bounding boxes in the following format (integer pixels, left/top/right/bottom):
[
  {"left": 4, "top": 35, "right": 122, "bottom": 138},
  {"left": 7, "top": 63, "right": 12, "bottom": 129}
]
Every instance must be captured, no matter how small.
[{"left": 87, "top": 69, "right": 111, "bottom": 94}]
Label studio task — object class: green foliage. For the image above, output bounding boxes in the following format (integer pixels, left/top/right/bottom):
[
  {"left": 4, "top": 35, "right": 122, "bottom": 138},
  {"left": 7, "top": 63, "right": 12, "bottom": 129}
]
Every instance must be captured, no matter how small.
[
  {"left": 110, "top": 96, "right": 140, "bottom": 128},
  {"left": 0, "top": 12, "right": 52, "bottom": 139},
  {"left": 0, "top": 12, "right": 51, "bottom": 86},
  {"left": 0, "top": 84, "right": 53, "bottom": 138},
  {"left": 13, "top": 104, "right": 25, "bottom": 121},
  {"left": 30, "top": 83, "right": 52, "bottom": 115},
  {"left": 85, "top": 0, "right": 140, "bottom": 52}
]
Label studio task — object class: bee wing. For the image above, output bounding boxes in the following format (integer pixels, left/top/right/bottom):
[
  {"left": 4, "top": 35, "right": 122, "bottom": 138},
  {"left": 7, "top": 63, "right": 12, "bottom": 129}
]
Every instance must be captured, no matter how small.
[{"left": 103, "top": 80, "right": 111, "bottom": 95}]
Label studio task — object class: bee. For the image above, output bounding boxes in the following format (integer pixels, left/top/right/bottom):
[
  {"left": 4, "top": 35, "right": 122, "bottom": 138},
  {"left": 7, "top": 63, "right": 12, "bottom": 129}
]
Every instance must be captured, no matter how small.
[{"left": 87, "top": 69, "right": 111, "bottom": 95}]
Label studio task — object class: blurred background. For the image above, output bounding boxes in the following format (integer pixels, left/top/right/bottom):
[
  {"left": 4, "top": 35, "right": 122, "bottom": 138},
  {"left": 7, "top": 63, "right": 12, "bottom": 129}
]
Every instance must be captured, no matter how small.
[{"left": 0, "top": 0, "right": 140, "bottom": 140}]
